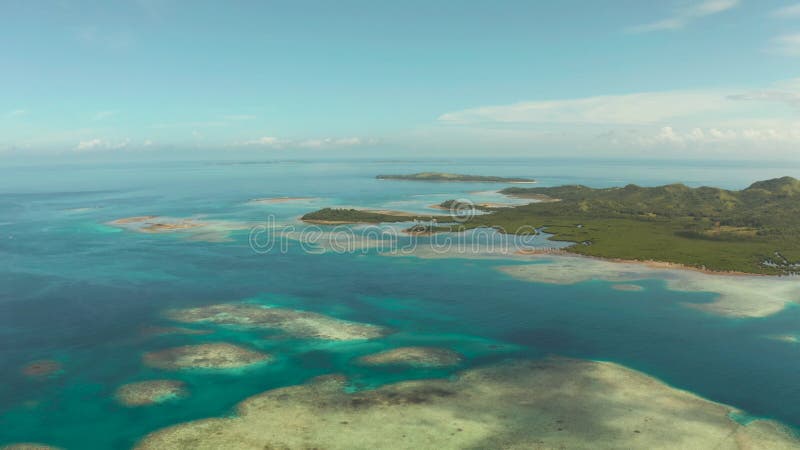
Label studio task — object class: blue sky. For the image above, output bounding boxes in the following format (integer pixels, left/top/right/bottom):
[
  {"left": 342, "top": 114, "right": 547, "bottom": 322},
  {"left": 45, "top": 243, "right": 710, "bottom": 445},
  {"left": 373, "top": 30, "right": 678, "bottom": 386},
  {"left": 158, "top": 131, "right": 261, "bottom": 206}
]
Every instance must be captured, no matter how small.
[{"left": 2, "top": 0, "right": 800, "bottom": 159}]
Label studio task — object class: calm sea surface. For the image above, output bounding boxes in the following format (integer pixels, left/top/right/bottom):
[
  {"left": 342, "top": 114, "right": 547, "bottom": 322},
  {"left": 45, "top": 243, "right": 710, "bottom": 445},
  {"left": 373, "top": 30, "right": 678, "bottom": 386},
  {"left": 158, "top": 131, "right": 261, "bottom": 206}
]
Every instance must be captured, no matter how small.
[{"left": 2, "top": 158, "right": 800, "bottom": 448}]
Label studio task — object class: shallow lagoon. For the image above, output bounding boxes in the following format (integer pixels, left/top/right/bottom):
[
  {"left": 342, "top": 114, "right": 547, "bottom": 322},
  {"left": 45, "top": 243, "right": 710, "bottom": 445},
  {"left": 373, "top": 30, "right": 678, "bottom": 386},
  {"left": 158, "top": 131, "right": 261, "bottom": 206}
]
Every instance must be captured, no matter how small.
[{"left": 2, "top": 159, "right": 800, "bottom": 448}]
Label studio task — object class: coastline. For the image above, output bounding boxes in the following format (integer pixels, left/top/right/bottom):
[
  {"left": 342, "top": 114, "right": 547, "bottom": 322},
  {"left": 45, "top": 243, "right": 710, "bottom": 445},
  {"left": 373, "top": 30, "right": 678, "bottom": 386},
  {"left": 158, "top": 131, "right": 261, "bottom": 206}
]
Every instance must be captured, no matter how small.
[
  {"left": 514, "top": 248, "right": 770, "bottom": 278},
  {"left": 300, "top": 219, "right": 357, "bottom": 225},
  {"left": 300, "top": 208, "right": 437, "bottom": 225},
  {"left": 296, "top": 205, "right": 778, "bottom": 278}
]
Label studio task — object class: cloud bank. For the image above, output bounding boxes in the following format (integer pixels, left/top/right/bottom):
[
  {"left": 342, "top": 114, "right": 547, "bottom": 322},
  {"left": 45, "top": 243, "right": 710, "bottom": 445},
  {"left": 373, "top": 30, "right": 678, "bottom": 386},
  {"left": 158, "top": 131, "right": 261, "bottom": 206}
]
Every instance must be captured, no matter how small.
[
  {"left": 628, "top": 0, "right": 739, "bottom": 33},
  {"left": 435, "top": 78, "right": 800, "bottom": 157},
  {"left": 234, "top": 136, "right": 376, "bottom": 149}
]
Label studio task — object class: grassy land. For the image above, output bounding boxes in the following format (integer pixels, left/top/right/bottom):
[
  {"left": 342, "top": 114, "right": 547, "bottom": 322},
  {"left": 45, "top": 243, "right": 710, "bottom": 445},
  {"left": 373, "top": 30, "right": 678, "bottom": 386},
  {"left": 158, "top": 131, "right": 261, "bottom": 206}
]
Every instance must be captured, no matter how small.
[
  {"left": 301, "top": 208, "right": 445, "bottom": 224},
  {"left": 302, "top": 177, "right": 800, "bottom": 274}
]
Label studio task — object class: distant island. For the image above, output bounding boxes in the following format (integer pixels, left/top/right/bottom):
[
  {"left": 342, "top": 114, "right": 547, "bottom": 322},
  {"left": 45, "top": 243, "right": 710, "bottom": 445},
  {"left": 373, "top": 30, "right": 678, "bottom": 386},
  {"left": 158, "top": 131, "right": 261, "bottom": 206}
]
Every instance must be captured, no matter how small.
[
  {"left": 301, "top": 208, "right": 443, "bottom": 224},
  {"left": 376, "top": 172, "right": 536, "bottom": 183},
  {"left": 301, "top": 177, "right": 800, "bottom": 275}
]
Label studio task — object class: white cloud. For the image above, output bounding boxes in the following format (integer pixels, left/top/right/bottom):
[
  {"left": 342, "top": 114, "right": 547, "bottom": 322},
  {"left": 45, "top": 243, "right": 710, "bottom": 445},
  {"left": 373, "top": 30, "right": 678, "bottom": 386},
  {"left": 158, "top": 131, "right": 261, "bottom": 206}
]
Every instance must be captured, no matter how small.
[
  {"left": 628, "top": 0, "right": 739, "bottom": 33},
  {"left": 771, "top": 33, "right": 800, "bottom": 56},
  {"left": 6, "top": 109, "right": 27, "bottom": 118},
  {"left": 235, "top": 136, "right": 374, "bottom": 149},
  {"left": 298, "top": 137, "right": 367, "bottom": 148},
  {"left": 438, "top": 91, "right": 729, "bottom": 126},
  {"left": 239, "top": 136, "right": 282, "bottom": 147},
  {"left": 771, "top": 3, "right": 800, "bottom": 18},
  {"left": 435, "top": 78, "right": 800, "bottom": 155},
  {"left": 93, "top": 110, "right": 119, "bottom": 121},
  {"left": 76, "top": 139, "right": 103, "bottom": 151},
  {"left": 75, "top": 138, "right": 130, "bottom": 152},
  {"left": 728, "top": 90, "right": 800, "bottom": 107},
  {"left": 604, "top": 125, "right": 800, "bottom": 148}
]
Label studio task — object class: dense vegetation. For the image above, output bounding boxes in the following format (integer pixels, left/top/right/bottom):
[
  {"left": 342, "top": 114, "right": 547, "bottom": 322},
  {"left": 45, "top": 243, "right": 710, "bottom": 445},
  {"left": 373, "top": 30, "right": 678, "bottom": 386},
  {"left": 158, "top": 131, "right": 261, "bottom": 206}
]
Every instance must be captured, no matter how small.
[
  {"left": 303, "top": 177, "right": 800, "bottom": 274},
  {"left": 301, "top": 208, "right": 444, "bottom": 224},
  {"left": 376, "top": 172, "right": 535, "bottom": 183}
]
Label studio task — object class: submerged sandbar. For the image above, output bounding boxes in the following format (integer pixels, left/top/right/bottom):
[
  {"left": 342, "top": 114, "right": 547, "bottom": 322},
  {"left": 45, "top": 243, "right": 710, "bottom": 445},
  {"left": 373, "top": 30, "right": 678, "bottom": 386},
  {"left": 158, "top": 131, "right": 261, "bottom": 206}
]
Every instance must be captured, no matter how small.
[
  {"left": 143, "top": 343, "right": 271, "bottom": 370},
  {"left": 498, "top": 255, "right": 800, "bottom": 318},
  {"left": 20, "top": 360, "right": 62, "bottom": 379},
  {"left": 107, "top": 216, "right": 250, "bottom": 242},
  {"left": 612, "top": 283, "right": 645, "bottom": 292},
  {"left": 357, "top": 346, "right": 463, "bottom": 367},
  {"left": 165, "top": 303, "right": 389, "bottom": 341},
  {"left": 136, "top": 357, "right": 800, "bottom": 449},
  {"left": 140, "top": 326, "right": 214, "bottom": 337},
  {"left": 115, "top": 380, "right": 188, "bottom": 406}
]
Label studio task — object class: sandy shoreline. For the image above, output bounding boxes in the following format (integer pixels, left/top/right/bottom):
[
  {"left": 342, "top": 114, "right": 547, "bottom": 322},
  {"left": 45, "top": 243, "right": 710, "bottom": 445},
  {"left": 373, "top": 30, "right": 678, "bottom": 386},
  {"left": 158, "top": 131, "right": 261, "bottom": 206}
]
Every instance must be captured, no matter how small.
[
  {"left": 514, "top": 248, "right": 769, "bottom": 278},
  {"left": 498, "top": 254, "right": 800, "bottom": 318}
]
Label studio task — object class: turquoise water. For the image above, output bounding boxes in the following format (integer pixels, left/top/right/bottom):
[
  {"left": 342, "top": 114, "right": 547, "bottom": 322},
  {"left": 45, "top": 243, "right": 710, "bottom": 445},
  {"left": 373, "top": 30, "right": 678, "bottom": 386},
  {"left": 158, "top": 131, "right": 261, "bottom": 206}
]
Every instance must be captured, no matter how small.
[{"left": 2, "top": 159, "right": 800, "bottom": 448}]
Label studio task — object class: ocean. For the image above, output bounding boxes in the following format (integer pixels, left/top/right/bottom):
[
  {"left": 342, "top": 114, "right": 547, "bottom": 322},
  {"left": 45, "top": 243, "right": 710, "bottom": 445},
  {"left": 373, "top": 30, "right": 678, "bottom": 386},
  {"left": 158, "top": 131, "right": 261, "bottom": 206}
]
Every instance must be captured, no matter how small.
[{"left": 2, "top": 158, "right": 800, "bottom": 448}]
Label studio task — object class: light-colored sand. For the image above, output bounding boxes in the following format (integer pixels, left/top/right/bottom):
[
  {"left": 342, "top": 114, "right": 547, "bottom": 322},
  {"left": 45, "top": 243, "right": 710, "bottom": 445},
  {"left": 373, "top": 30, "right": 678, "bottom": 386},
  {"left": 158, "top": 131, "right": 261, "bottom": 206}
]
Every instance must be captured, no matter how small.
[
  {"left": 139, "top": 222, "right": 203, "bottom": 233},
  {"left": 110, "top": 215, "right": 158, "bottom": 224},
  {"left": 107, "top": 216, "right": 250, "bottom": 242},
  {"left": 426, "top": 203, "right": 449, "bottom": 211},
  {"left": 143, "top": 343, "right": 271, "bottom": 370},
  {"left": 767, "top": 334, "right": 800, "bottom": 344},
  {"left": 429, "top": 202, "right": 527, "bottom": 210},
  {"left": 279, "top": 229, "right": 397, "bottom": 253},
  {"left": 63, "top": 207, "right": 102, "bottom": 213},
  {"left": 666, "top": 274, "right": 800, "bottom": 318},
  {"left": 385, "top": 236, "right": 799, "bottom": 318},
  {"left": 357, "top": 347, "right": 463, "bottom": 367},
  {"left": 497, "top": 256, "right": 800, "bottom": 318},
  {"left": 20, "top": 360, "right": 62, "bottom": 378},
  {"left": 135, "top": 357, "right": 800, "bottom": 450},
  {"left": 475, "top": 201, "right": 522, "bottom": 208},
  {"left": 164, "top": 303, "right": 389, "bottom": 341},
  {"left": 612, "top": 283, "right": 645, "bottom": 291},
  {"left": 115, "top": 380, "right": 188, "bottom": 406},
  {"left": 381, "top": 227, "right": 570, "bottom": 260}
]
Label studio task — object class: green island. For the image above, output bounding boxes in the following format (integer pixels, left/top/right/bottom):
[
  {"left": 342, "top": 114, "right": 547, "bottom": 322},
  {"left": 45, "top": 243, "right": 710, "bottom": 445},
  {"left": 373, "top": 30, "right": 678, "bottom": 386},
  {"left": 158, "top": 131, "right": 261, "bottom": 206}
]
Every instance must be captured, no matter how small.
[
  {"left": 301, "top": 208, "right": 444, "bottom": 224},
  {"left": 302, "top": 177, "right": 800, "bottom": 275},
  {"left": 376, "top": 172, "right": 535, "bottom": 183}
]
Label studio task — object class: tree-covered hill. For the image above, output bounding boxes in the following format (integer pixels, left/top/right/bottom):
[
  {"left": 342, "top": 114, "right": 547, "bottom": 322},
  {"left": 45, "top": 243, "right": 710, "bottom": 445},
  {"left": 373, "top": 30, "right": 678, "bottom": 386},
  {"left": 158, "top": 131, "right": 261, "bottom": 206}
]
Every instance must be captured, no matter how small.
[{"left": 302, "top": 177, "right": 800, "bottom": 274}]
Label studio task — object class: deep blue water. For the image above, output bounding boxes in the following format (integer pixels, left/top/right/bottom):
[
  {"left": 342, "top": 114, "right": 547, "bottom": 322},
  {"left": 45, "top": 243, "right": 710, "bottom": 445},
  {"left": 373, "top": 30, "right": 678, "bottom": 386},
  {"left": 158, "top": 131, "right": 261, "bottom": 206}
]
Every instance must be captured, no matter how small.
[{"left": 2, "top": 158, "right": 800, "bottom": 449}]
